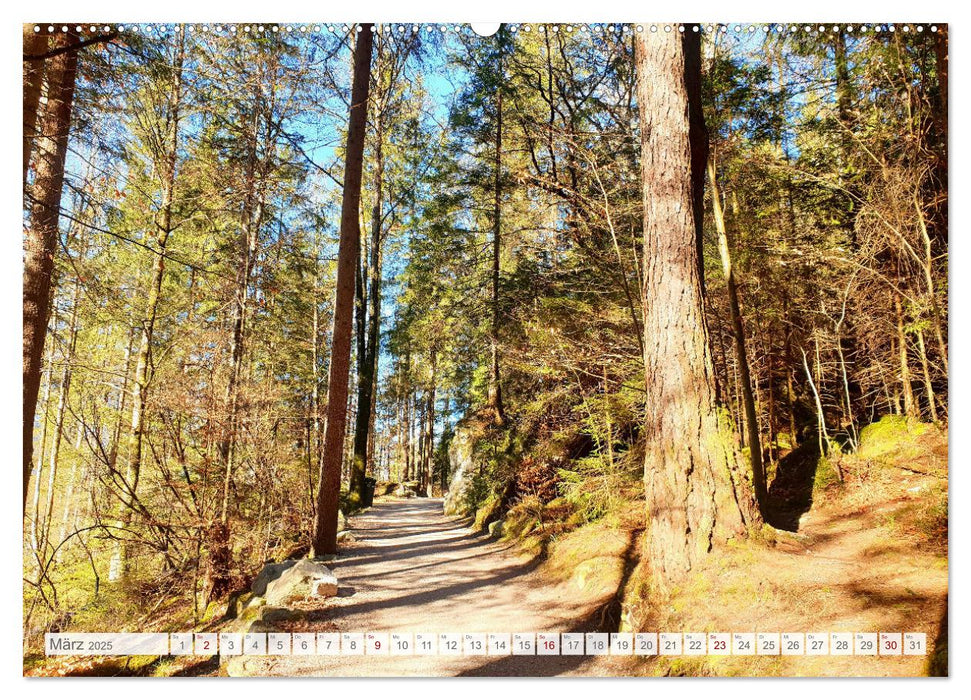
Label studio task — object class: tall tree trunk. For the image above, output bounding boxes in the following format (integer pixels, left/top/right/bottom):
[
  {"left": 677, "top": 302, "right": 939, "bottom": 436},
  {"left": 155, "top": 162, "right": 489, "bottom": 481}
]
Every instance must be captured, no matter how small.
[
  {"left": 41, "top": 273, "right": 82, "bottom": 560},
  {"left": 782, "top": 298, "right": 799, "bottom": 446},
  {"left": 634, "top": 29, "right": 757, "bottom": 579},
  {"left": 707, "top": 157, "right": 766, "bottom": 511},
  {"left": 487, "top": 62, "right": 506, "bottom": 426},
  {"left": 110, "top": 37, "right": 184, "bottom": 582},
  {"left": 24, "top": 30, "right": 79, "bottom": 513},
  {"left": 57, "top": 421, "right": 84, "bottom": 549},
  {"left": 23, "top": 26, "right": 48, "bottom": 185},
  {"left": 309, "top": 236, "right": 322, "bottom": 516},
  {"left": 766, "top": 343, "right": 777, "bottom": 464},
  {"left": 395, "top": 395, "right": 404, "bottom": 483},
  {"left": 219, "top": 149, "right": 263, "bottom": 525},
  {"left": 424, "top": 350, "right": 437, "bottom": 497},
  {"left": 215, "top": 68, "right": 273, "bottom": 570},
  {"left": 416, "top": 400, "right": 426, "bottom": 495},
  {"left": 402, "top": 359, "right": 412, "bottom": 482},
  {"left": 312, "top": 26, "right": 373, "bottom": 556},
  {"left": 30, "top": 356, "right": 54, "bottom": 551},
  {"left": 23, "top": 32, "right": 78, "bottom": 508},
  {"left": 410, "top": 391, "right": 419, "bottom": 481},
  {"left": 440, "top": 392, "right": 451, "bottom": 493},
  {"left": 802, "top": 344, "right": 832, "bottom": 460},
  {"left": 350, "top": 114, "right": 385, "bottom": 504}
]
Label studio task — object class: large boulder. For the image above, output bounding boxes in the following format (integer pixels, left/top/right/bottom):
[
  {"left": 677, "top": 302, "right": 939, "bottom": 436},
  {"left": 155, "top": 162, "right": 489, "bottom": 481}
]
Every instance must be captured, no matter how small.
[
  {"left": 251, "top": 560, "right": 296, "bottom": 596},
  {"left": 394, "top": 482, "right": 417, "bottom": 498},
  {"left": 253, "top": 559, "right": 339, "bottom": 607}
]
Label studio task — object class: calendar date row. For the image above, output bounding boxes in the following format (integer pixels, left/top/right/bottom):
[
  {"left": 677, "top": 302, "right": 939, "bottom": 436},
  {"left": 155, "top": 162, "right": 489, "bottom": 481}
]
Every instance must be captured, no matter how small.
[{"left": 46, "top": 631, "right": 927, "bottom": 657}]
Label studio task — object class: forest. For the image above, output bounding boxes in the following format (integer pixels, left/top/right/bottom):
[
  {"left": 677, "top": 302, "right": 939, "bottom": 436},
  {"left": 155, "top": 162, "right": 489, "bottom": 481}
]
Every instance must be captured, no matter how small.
[{"left": 23, "top": 22, "right": 948, "bottom": 677}]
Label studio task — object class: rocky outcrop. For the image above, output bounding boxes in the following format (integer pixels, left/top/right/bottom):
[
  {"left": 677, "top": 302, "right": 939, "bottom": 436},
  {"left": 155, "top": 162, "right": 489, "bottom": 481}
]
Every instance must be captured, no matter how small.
[{"left": 444, "top": 422, "right": 481, "bottom": 516}]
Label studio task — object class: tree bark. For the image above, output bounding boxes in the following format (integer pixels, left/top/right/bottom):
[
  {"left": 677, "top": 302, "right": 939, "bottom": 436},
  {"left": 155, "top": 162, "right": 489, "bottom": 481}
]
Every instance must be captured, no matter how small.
[
  {"left": 24, "top": 30, "right": 79, "bottom": 512},
  {"left": 23, "top": 26, "right": 48, "bottom": 185},
  {"left": 635, "top": 29, "right": 757, "bottom": 579},
  {"left": 312, "top": 26, "right": 373, "bottom": 556}
]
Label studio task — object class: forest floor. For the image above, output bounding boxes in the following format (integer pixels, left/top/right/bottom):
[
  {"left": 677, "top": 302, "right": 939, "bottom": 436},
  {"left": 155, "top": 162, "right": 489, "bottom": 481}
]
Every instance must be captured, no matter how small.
[
  {"left": 626, "top": 421, "right": 949, "bottom": 677},
  {"left": 227, "top": 455, "right": 947, "bottom": 678},
  {"left": 28, "top": 421, "right": 947, "bottom": 677}
]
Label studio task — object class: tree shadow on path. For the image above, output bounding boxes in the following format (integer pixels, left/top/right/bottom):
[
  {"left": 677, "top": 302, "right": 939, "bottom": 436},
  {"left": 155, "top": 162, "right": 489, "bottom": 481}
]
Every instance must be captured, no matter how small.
[{"left": 765, "top": 442, "right": 821, "bottom": 531}]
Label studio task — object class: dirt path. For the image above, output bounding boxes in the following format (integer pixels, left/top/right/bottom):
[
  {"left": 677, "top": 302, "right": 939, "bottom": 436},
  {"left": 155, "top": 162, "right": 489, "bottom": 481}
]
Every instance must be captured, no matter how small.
[
  {"left": 228, "top": 482, "right": 947, "bottom": 678},
  {"left": 232, "top": 498, "right": 617, "bottom": 677}
]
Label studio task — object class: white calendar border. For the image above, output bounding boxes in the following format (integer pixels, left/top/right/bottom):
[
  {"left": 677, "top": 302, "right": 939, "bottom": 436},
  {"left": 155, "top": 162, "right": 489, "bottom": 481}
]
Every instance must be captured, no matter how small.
[{"left": 6, "top": 0, "right": 960, "bottom": 698}]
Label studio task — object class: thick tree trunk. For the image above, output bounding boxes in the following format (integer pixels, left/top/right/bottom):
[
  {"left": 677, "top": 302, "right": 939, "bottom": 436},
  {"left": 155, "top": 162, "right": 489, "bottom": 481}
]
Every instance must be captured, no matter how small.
[
  {"left": 635, "top": 29, "right": 757, "bottom": 579},
  {"left": 312, "top": 26, "right": 373, "bottom": 556},
  {"left": 23, "top": 26, "right": 48, "bottom": 185},
  {"left": 707, "top": 157, "right": 766, "bottom": 510},
  {"left": 24, "top": 30, "right": 79, "bottom": 512}
]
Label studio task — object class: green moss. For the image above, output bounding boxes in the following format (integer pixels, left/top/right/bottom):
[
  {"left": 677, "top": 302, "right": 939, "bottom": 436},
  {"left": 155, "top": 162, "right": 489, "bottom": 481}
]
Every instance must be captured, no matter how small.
[
  {"left": 859, "top": 414, "right": 924, "bottom": 446},
  {"left": 813, "top": 454, "right": 841, "bottom": 492},
  {"left": 473, "top": 494, "right": 500, "bottom": 530},
  {"left": 857, "top": 416, "right": 930, "bottom": 463}
]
